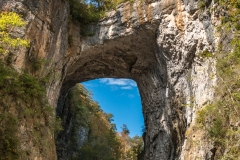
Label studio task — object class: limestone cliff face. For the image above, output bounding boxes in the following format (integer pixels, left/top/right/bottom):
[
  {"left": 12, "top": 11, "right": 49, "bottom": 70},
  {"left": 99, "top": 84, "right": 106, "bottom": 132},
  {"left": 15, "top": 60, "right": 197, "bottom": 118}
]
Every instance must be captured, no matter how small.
[
  {"left": 0, "top": 0, "right": 69, "bottom": 107},
  {"left": 0, "top": 0, "right": 68, "bottom": 159},
  {"left": 1, "top": 0, "right": 220, "bottom": 159},
  {"left": 62, "top": 0, "right": 218, "bottom": 159}
]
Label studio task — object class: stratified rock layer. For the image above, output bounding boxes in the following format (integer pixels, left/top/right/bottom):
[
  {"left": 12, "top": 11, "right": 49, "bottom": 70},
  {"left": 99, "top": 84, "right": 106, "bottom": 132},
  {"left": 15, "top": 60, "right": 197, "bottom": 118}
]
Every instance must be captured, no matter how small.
[{"left": 1, "top": 0, "right": 219, "bottom": 159}]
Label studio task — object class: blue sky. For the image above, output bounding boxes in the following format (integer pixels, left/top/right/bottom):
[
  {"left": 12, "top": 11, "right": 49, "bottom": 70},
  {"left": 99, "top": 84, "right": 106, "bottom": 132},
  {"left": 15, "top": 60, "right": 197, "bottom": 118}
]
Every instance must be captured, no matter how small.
[{"left": 81, "top": 78, "right": 144, "bottom": 137}]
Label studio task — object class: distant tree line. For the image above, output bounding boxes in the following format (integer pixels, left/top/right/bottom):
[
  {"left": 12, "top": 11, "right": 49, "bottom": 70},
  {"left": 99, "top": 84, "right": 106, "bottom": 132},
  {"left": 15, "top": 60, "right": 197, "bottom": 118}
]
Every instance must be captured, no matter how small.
[{"left": 58, "top": 84, "right": 144, "bottom": 160}]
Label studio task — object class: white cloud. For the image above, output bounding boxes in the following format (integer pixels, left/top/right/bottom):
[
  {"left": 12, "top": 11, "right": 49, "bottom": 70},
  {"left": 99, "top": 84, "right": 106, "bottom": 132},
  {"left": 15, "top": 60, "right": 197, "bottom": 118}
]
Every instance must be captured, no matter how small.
[
  {"left": 83, "top": 83, "right": 98, "bottom": 87},
  {"left": 129, "top": 81, "right": 137, "bottom": 87},
  {"left": 99, "top": 78, "right": 109, "bottom": 83},
  {"left": 121, "top": 86, "right": 133, "bottom": 90},
  {"left": 99, "top": 78, "right": 137, "bottom": 90}
]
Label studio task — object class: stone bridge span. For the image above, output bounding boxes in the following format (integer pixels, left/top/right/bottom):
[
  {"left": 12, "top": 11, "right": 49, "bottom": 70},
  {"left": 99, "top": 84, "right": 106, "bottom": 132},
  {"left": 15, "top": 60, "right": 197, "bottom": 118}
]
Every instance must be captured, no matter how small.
[
  {"left": 1, "top": 0, "right": 217, "bottom": 159},
  {"left": 59, "top": 0, "right": 216, "bottom": 159}
]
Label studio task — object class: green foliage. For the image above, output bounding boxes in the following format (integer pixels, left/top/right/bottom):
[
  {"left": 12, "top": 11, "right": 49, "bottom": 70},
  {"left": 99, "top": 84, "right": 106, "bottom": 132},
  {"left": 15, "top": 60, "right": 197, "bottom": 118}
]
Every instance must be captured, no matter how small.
[
  {"left": 196, "top": 107, "right": 207, "bottom": 127},
  {"left": 78, "top": 143, "right": 117, "bottom": 160},
  {"left": 121, "top": 124, "right": 130, "bottom": 135},
  {"left": 55, "top": 117, "right": 63, "bottom": 135},
  {"left": 0, "top": 64, "right": 44, "bottom": 100},
  {"left": 31, "top": 58, "right": 47, "bottom": 72},
  {"left": 68, "top": 0, "right": 104, "bottom": 24},
  {"left": 68, "top": 0, "right": 135, "bottom": 25},
  {"left": 59, "top": 84, "right": 122, "bottom": 159},
  {"left": 208, "top": 117, "right": 226, "bottom": 140},
  {"left": 57, "top": 84, "right": 145, "bottom": 159},
  {"left": 0, "top": 12, "right": 29, "bottom": 55},
  {"left": 218, "top": 0, "right": 240, "bottom": 31},
  {"left": 0, "top": 112, "right": 19, "bottom": 160},
  {"left": 198, "top": 0, "right": 206, "bottom": 10},
  {"left": 106, "top": 113, "right": 114, "bottom": 122},
  {"left": 0, "top": 63, "right": 60, "bottom": 159},
  {"left": 199, "top": 50, "right": 213, "bottom": 58},
  {"left": 127, "top": 136, "right": 144, "bottom": 160},
  {"left": 67, "top": 0, "right": 136, "bottom": 36},
  {"left": 74, "top": 145, "right": 96, "bottom": 160},
  {"left": 0, "top": 12, "right": 57, "bottom": 159}
]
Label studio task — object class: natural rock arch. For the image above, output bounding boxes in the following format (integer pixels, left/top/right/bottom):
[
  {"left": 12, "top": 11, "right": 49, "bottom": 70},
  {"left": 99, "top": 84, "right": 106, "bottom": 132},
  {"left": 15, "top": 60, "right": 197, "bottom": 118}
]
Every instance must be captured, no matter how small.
[
  {"left": 56, "top": 0, "right": 216, "bottom": 158},
  {"left": 0, "top": 0, "right": 217, "bottom": 159},
  {"left": 57, "top": 24, "right": 179, "bottom": 159}
]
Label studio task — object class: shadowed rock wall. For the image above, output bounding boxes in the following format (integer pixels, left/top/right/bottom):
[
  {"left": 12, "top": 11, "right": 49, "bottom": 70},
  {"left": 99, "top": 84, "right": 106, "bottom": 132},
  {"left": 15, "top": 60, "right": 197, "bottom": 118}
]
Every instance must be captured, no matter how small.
[{"left": 1, "top": 0, "right": 218, "bottom": 159}]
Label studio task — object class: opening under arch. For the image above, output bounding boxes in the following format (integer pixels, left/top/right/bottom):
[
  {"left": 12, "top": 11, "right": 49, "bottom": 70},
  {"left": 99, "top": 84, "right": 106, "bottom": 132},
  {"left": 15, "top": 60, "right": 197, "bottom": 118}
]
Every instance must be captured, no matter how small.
[
  {"left": 56, "top": 27, "right": 181, "bottom": 159},
  {"left": 82, "top": 78, "right": 144, "bottom": 137}
]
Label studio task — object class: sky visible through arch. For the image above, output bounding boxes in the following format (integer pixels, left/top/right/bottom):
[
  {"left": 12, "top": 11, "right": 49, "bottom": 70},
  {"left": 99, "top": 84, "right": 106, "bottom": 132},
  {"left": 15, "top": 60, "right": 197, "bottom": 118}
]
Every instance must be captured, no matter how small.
[{"left": 81, "top": 78, "right": 144, "bottom": 137}]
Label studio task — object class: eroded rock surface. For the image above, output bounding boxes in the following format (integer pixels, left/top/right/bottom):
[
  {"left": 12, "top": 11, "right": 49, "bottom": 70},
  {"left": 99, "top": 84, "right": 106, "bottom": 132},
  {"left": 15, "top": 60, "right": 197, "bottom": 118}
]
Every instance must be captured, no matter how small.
[
  {"left": 1, "top": 0, "right": 219, "bottom": 159},
  {"left": 61, "top": 0, "right": 218, "bottom": 159}
]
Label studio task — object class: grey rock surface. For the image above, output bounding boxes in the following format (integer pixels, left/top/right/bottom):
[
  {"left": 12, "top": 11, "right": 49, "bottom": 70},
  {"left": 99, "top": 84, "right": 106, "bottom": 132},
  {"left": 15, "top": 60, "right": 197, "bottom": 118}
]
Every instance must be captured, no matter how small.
[{"left": 1, "top": 0, "right": 220, "bottom": 159}]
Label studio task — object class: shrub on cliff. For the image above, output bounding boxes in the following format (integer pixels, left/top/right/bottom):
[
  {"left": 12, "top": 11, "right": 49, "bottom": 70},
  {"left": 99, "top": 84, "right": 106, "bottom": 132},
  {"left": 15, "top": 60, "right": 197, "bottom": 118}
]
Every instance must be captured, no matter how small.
[
  {"left": 0, "top": 12, "right": 61, "bottom": 159},
  {"left": 0, "top": 62, "right": 62, "bottom": 159},
  {"left": 67, "top": 0, "right": 135, "bottom": 24},
  {"left": 0, "top": 12, "right": 29, "bottom": 55},
  {"left": 68, "top": 0, "right": 105, "bottom": 24}
]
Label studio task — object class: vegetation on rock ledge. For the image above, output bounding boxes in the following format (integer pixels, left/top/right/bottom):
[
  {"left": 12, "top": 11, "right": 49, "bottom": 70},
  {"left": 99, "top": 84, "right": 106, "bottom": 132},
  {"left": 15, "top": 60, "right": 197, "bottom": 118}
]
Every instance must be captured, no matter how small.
[
  {"left": 0, "top": 12, "right": 29, "bottom": 55},
  {"left": 66, "top": 0, "right": 135, "bottom": 24},
  {"left": 0, "top": 11, "right": 60, "bottom": 159},
  {"left": 0, "top": 62, "right": 62, "bottom": 159},
  {"left": 196, "top": 0, "right": 240, "bottom": 159}
]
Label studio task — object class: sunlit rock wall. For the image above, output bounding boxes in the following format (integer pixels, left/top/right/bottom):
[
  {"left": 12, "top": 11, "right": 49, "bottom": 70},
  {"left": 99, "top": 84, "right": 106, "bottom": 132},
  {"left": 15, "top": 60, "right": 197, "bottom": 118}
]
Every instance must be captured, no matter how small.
[{"left": 1, "top": 0, "right": 220, "bottom": 159}]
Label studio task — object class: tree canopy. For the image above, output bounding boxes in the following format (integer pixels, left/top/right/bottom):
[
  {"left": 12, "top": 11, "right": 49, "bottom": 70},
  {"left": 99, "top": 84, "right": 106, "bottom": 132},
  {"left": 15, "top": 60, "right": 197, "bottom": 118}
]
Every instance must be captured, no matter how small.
[
  {"left": 121, "top": 124, "right": 130, "bottom": 135},
  {"left": 67, "top": 0, "right": 132, "bottom": 24},
  {"left": 58, "top": 84, "right": 144, "bottom": 160}
]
